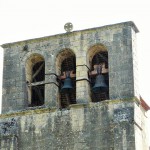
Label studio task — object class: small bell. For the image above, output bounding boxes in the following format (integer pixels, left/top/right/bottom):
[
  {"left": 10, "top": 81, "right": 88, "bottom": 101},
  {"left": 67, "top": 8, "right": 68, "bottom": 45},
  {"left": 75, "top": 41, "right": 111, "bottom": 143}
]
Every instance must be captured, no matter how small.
[
  {"left": 92, "top": 64, "right": 108, "bottom": 93},
  {"left": 92, "top": 74, "right": 108, "bottom": 93},
  {"left": 60, "top": 72, "right": 73, "bottom": 93}
]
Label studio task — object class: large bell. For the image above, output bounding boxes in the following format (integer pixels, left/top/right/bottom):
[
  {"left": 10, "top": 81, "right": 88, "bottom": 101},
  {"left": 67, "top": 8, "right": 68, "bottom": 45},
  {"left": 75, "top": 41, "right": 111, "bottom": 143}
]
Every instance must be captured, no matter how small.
[
  {"left": 61, "top": 77, "right": 73, "bottom": 93},
  {"left": 92, "top": 74, "right": 108, "bottom": 93}
]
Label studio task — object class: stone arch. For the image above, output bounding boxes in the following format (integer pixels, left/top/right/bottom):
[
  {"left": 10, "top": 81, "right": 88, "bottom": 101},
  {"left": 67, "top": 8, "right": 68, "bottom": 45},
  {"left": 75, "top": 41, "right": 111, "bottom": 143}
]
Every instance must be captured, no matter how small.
[
  {"left": 87, "top": 43, "right": 109, "bottom": 102},
  {"left": 25, "top": 53, "right": 45, "bottom": 107},
  {"left": 55, "top": 48, "right": 76, "bottom": 108},
  {"left": 87, "top": 43, "right": 108, "bottom": 68},
  {"left": 25, "top": 53, "right": 45, "bottom": 82},
  {"left": 21, "top": 50, "right": 45, "bottom": 66},
  {"left": 56, "top": 48, "right": 76, "bottom": 75}
]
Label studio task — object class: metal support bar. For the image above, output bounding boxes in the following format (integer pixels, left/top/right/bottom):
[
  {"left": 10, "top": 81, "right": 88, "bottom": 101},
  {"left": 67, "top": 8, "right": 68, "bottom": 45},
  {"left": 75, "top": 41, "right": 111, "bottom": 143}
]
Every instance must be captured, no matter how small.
[
  {"left": 133, "top": 120, "right": 143, "bottom": 131},
  {"left": 76, "top": 78, "right": 91, "bottom": 83},
  {"left": 45, "top": 82, "right": 59, "bottom": 87},
  {"left": 76, "top": 64, "right": 91, "bottom": 71},
  {"left": 45, "top": 73, "right": 58, "bottom": 77}
]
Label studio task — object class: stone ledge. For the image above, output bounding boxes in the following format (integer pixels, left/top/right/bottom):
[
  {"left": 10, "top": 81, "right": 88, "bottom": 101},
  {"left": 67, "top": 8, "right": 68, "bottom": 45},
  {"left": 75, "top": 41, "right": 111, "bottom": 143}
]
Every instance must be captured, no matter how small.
[
  {"left": 69, "top": 103, "right": 87, "bottom": 109},
  {"left": 0, "top": 107, "right": 57, "bottom": 119},
  {"left": 0, "top": 97, "right": 137, "bottom": 119}
]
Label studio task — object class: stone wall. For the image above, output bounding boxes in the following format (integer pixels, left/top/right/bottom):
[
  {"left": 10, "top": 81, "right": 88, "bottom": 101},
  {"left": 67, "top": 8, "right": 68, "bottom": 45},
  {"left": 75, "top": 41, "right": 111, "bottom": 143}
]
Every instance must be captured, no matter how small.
[{"left": 0, "top": 99, "right": 136, "bottom": 150}]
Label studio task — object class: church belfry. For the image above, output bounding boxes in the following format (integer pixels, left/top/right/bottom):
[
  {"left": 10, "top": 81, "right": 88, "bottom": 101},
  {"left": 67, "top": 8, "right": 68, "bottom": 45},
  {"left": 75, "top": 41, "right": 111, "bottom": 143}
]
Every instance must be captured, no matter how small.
[{"left": 0, "top": 21, "right": 149, "bottom": 150}]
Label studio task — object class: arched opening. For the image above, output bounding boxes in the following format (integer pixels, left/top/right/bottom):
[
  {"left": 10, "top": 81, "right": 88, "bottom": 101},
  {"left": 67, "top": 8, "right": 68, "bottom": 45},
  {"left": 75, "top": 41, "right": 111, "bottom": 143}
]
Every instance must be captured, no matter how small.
[
  {"left": 88, "top": 44, "right": 109, "bottom": 102},
  {"left": 56, "top": 49, "right": 76, "bottom": 108},
  {"left": 25, "top": 54, "right": 45, "bottom": 107}
]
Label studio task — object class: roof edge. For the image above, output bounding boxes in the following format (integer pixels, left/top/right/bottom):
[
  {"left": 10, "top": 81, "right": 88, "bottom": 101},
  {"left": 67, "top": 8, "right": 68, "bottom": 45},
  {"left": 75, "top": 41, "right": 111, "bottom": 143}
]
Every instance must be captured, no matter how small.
[{"left": 1, "top": 21, "right": 139, "bottom": 48}]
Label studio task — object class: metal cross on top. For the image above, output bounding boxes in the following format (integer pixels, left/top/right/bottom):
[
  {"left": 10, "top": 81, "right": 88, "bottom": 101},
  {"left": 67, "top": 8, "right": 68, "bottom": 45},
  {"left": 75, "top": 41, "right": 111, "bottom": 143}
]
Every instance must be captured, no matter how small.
[{"left": 64, "top": 22, "right": 73, "bottom": 32}]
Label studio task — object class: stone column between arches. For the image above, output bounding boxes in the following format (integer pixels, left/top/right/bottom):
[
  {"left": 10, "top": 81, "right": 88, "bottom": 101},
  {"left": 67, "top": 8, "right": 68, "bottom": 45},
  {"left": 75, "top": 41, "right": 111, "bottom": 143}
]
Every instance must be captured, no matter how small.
[
  {"left": 44, "top": 53, "right": 59, "bottom": 108},
  {"left": 76, "top": 51, "right": 91, "bottom": 104}
]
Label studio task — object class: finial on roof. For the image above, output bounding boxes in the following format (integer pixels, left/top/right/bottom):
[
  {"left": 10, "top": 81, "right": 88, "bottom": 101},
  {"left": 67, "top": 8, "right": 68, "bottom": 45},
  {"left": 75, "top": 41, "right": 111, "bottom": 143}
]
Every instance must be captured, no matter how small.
[{"left": 64, "top": 22, "right": 73, "bottom": 32}]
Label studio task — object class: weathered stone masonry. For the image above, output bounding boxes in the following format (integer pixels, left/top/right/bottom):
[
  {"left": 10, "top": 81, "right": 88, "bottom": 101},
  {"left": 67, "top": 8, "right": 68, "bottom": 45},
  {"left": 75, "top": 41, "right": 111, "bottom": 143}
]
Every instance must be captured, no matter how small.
[
  {"left": 0, "top": 100, "right": 135, "bottom": 150},
  {"left": 0, "top": 21, "right": 149, "bottom": 150}
]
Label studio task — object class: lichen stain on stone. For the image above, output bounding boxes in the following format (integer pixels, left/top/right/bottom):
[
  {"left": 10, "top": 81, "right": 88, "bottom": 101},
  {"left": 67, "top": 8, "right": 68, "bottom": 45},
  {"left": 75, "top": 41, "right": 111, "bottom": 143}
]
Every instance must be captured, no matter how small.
[
  {"left": 122, "top": 129, "right": 127, "bottom": 150},
  {"left": 21, "top": 116, "right": 27, "bottom": 132},
  {"left": 50, "top": 112, "right": 55, "bottom": 131},
  {"left": 70, "top": 108, "right": 84, "bottom": 131},
  {"left": 32, "top": 114, "right": 49, "bottom": 134},
  {"left": 20, "top": 114, "right": 49, "bottom": 135}
]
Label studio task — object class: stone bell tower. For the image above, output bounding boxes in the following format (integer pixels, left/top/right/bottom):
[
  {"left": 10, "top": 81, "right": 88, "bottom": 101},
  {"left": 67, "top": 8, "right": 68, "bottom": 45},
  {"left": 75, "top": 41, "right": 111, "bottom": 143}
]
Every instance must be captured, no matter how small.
[{"left": 0, "top": 21, "right": 149, "bottom": 150}]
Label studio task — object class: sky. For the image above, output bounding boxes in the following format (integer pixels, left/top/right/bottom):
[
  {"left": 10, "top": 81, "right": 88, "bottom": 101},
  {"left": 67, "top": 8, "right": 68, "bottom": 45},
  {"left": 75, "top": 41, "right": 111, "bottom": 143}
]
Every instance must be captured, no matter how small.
[{"left": 0, "top": 1, "right": 150, "bottom": 113}]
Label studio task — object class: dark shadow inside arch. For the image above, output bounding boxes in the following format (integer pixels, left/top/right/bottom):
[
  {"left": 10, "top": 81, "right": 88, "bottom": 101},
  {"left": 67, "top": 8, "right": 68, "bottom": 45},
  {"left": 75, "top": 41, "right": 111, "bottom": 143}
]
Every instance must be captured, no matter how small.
[{"left": 31, "top": 61, "right": 45, "bottom": 106}]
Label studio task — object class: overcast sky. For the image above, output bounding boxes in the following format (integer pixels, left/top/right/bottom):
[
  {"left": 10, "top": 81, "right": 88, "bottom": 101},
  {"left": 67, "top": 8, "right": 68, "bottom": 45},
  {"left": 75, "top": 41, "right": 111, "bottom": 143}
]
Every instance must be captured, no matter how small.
[{"left": 0, "top": 0, "right": 150, "bottom": 113}]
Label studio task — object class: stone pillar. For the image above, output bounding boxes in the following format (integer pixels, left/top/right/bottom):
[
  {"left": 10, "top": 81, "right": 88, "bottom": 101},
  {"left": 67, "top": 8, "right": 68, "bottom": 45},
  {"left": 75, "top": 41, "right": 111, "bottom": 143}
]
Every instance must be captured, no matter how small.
[
  {"left": 45, "top": 54, "right": 59, "bottom": 108},
  {"left": 76, "top": 52, "right": 91, "bottom": 104}
]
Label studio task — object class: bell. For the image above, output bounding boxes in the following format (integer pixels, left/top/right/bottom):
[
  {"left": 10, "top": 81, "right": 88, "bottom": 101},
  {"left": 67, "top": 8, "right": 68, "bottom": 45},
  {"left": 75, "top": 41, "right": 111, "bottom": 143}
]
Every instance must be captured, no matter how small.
[
  {"left": 61, "top": 77, "right": 73, "bottom": 93},
  {"left": 92, "top": 74, "right": 108, "bottom": 93}
]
